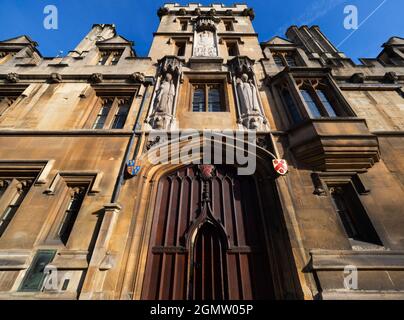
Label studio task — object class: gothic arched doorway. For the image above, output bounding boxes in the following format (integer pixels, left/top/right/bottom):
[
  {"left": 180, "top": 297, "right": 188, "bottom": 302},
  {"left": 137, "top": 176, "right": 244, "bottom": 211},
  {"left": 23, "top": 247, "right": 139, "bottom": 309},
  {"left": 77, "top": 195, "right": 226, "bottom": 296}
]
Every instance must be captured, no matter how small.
[
  {"left": 191, "top": 221, "right": 228, "bottom": 300},
  {"left": 141, "top": 165, "right": 299, "bottom": 300}
]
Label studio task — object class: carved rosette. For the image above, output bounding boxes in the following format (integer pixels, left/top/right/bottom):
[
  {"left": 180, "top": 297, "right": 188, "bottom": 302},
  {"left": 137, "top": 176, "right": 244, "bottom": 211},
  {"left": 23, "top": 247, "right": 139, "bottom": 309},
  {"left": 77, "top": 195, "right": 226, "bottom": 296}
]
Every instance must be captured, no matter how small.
[{"left": 229, "top": 56, "right": 268, "bottom": 130}]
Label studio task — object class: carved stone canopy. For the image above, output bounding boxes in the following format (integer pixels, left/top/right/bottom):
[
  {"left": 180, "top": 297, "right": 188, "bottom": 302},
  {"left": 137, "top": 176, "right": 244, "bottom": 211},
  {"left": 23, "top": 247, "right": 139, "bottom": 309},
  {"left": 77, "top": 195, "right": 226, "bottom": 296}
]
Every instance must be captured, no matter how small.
[
  {"left": 158, "top": 56, "right": 183, "bottom": 77},
  {"left": 228, "top": 56, "right": 255, "bottom": 79},
  {"left": 194, "top": 16, "right": 218, "bottom": 32}
]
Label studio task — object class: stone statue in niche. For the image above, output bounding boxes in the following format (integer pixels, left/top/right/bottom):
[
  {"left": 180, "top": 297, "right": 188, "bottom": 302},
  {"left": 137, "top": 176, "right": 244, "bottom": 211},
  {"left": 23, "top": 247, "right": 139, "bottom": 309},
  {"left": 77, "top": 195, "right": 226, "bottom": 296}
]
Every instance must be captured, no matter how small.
[
  {"left": 194, "top": 30, "right": 217, "bottom": 57},
  {"left": 236, "top": 73, "right": 260, "bottom": 115},
  {"left": 154, "top": 73, "right": 175, "bottom": 115}
]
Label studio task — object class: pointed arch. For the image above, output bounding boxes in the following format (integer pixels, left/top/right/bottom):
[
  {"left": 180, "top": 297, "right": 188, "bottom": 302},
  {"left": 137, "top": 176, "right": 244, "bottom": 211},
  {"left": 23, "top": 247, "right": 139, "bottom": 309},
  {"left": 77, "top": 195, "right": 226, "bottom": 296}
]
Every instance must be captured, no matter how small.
[{"left": 190, "top": 221, "right": 228, "bottom": 300}]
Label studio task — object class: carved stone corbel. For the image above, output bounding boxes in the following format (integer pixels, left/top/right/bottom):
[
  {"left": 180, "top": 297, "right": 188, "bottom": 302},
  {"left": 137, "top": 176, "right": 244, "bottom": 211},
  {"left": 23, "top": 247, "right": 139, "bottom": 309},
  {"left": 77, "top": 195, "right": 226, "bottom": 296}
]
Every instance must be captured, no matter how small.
[
  {"left": 242, "top": 8, "right": 255, "bottom": 20},
  {"left": 157, "top": 7, "right": 169, "bottom": 19},
  {"left": 6, "top": 73, "right": 19, "bottom": 83},
  {"left": 89, "top": 73, "right": 103, "bottom": 84},
  {"left": 130, "top": 72, "right": 145, "bottom": 83},
  {"left": 383, "top": 71, "right": 398, "bottom": 84},
  {"left": 49, "top": 72, "right": 62, "bottom": 84},
  {"left": 178, "top": 8, "right": 187, "bottom": 16},
  {"left": 225, "top": 9, "right": 233, "bottom": 16},
  {"left": 350, "top": 72, "right": 365, "bottom": 84}
]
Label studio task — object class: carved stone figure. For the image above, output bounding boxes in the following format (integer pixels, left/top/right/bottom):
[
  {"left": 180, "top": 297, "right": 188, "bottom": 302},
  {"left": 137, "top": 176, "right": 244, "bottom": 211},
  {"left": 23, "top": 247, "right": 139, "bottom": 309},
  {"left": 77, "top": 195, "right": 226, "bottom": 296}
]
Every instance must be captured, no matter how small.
[
  {"left": 90, "top": 73, "right": 103, "bottom": 84},
  {"left": 194, "top": 31, "right": 217, "bottom": 57},
  {"left": 6, "top": 73, "right": 19, "bottom": 83},
  {"left": 49, "top": 73, "right": 62, "bottom": 83},
  {"left": 154, "top": 73, "right": 175, "bottom": 114},
  {"left": 237, "top": 73, "right": 260, "bottom": 114},
  {"left": 130, "top": 72, "right": 145, "bottom": 83}
]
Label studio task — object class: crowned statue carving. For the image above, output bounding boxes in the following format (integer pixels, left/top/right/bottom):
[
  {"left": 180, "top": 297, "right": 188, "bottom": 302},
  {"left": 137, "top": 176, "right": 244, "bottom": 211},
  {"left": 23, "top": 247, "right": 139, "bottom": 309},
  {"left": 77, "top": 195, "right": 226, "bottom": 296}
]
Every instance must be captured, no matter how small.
[
  {"left": 150, "top": 72, "right": 176, "bottom": 129},
  {"left": 154, "top": 73, "right": 175, "bottom": 114}
]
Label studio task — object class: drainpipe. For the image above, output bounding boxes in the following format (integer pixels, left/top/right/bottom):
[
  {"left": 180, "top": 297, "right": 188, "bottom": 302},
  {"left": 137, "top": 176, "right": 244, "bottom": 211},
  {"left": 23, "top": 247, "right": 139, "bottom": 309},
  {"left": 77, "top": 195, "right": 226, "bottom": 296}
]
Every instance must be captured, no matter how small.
[{"left": 111, "top": 77, "right": 154, "bottom": 203}]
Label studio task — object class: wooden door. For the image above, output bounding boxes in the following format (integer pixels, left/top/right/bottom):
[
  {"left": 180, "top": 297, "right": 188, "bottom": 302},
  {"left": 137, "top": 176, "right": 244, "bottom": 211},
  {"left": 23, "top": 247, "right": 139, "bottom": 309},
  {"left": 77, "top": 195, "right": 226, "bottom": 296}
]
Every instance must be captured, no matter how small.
[{"left": 141, "top": 165, "right": 276, "bottom": 300}]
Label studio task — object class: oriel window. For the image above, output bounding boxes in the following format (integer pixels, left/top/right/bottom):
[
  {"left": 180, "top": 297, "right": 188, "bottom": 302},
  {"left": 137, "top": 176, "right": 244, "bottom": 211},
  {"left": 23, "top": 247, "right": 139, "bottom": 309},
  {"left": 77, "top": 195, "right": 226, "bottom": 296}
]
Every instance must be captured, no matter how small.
[
  {"left": 273, "top": 54, "right": 285, "bottom": 67},
  {"left": 281, "top": 88, "right": 303, "bottom": 125},
  {"left": 192, "top": 83, "right": 224, "bottom": 112},
  {"left": 97, "top": 50, "right": 123, "bottom": 66},
  {"left": 297, "top": 80, "right": 340, "bottom": 118},
  {"left": 300, "top": 89, "right": 322, "bottom": 118}
]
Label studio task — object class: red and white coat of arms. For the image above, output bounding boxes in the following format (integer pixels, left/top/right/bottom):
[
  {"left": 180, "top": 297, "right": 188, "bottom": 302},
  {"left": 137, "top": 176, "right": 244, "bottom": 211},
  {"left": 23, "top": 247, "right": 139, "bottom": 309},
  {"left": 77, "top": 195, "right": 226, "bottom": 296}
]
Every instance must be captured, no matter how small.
[{"left": 272, "top": 159, "right": 288, "bottom": 175}]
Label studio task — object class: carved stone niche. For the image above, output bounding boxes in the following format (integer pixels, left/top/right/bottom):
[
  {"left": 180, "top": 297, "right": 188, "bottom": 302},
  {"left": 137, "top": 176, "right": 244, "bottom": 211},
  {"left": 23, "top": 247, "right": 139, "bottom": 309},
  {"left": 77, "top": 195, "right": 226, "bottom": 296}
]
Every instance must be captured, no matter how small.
[
  {"left": 288, "top": 118, "right": 380, "bottom": 171},
  {"left": 228, "top": 56, "right": 268, "bottom": 130},
  {"left": 149, "top": 56, "right": 182, "bottom": 130},
  {"left": 191, "top": 16, "right": 221, "bottom": 59}
]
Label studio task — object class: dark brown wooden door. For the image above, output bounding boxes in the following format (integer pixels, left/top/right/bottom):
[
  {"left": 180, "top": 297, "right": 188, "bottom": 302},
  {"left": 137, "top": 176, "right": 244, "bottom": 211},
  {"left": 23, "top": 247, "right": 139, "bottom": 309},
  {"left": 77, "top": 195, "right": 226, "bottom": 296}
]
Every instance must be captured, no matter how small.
[
  {"left": 192, "top": 222, "right": 227, "bottom": 300},
  {"left": 141, "top": 165, "right": 275, "bottom": 300}
]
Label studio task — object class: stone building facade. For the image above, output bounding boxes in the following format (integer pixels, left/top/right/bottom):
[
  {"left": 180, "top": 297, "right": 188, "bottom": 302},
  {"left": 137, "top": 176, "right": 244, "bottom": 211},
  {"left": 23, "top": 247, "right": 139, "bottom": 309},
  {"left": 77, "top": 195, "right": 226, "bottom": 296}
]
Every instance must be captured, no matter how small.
[{"left": 0, "top": 3, "right": 403, "bottom": 300}]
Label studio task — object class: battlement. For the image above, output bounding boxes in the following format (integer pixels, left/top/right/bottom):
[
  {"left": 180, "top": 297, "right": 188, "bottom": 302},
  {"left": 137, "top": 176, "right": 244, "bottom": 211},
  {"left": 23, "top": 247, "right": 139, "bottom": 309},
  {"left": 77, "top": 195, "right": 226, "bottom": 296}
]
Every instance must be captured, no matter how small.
[{"left": 158, "top": 3, "right": 254, "bottom": 19}]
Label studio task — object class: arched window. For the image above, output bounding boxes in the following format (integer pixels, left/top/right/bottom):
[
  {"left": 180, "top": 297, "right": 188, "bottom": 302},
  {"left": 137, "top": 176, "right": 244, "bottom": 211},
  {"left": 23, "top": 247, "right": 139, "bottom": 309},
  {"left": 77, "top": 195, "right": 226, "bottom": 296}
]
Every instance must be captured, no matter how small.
[
  {"left": 297, "top": 79, "right": 340, "bottom": 118},
  {"left": 281, "top": 88, "right": 303, "bottom": 125}
]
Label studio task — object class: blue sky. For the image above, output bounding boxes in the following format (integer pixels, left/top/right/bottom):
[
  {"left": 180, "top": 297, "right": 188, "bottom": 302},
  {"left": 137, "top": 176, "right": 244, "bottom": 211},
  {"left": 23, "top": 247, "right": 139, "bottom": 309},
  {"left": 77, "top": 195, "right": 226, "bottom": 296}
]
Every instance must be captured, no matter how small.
[{"left": 0, "top": 0, "right": 402, "bottom": 62}]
